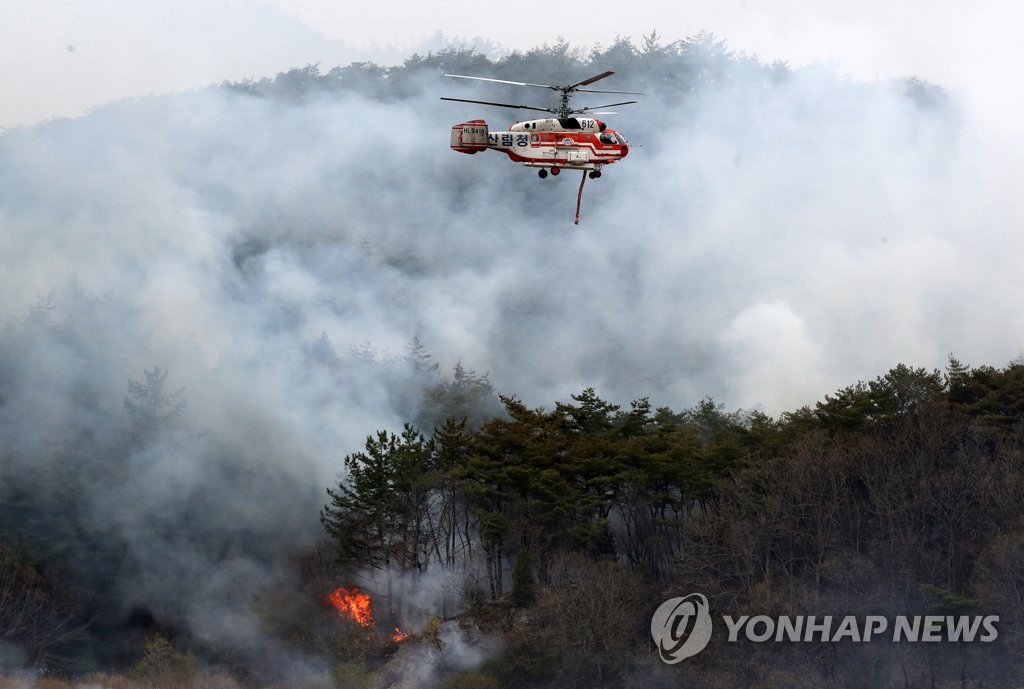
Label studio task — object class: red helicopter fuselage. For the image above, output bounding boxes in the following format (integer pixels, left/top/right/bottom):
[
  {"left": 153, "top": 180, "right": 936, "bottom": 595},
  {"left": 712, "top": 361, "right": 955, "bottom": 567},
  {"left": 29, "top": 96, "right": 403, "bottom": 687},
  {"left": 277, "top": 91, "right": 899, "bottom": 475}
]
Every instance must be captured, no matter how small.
[{"left": 450, "top": 116, "right": 629, "bottom": 173}]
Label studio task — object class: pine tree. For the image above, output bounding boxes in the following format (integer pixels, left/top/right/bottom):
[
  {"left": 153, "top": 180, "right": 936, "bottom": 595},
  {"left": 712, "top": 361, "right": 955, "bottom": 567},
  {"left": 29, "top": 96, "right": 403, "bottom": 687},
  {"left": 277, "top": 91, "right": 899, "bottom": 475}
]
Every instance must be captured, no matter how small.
[{"left": 511, "top": 548, "right": 535, "bottom": 608}]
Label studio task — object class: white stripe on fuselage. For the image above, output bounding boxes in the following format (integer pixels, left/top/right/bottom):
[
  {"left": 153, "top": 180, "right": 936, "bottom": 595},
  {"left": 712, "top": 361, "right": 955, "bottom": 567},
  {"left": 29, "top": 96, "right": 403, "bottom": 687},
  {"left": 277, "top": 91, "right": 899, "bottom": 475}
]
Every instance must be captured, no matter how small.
[{"left": 486, "top": 131, "right": 620, "bottom": 164}]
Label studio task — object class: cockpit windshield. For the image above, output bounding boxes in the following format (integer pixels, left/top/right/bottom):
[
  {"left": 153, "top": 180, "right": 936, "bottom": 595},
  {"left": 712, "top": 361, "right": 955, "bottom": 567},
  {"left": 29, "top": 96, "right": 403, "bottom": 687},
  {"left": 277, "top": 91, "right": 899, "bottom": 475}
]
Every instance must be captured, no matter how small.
[{"left": 599, "top": 132, "right": 619, "bottom": 145}]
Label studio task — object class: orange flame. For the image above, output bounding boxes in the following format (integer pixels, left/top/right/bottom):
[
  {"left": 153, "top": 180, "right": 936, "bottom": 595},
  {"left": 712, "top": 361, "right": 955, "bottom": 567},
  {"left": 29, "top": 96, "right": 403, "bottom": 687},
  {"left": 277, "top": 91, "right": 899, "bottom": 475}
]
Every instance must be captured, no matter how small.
[
  {"left": 391, "top": 627, "right": 410, "bottom": 643},
  {"left": 326, "top": 585, "right": 373, "bottom": 628}
]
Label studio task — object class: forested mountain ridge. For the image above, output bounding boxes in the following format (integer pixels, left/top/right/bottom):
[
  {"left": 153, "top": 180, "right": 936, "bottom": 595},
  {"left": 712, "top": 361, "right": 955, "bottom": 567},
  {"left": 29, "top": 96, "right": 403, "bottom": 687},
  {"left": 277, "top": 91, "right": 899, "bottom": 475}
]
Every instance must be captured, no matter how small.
[
  {"left": 1, "top": 32, "right": 1020, "bottom": 689},
  {"left": 4, "top": 344, "right": 1023, "bottom": 686},
  {"left": 317, "top": 359, "right": 1024, "bottom": 688},
  {"left": 224, "top": 33, "right": 944, "bottom": 112}
]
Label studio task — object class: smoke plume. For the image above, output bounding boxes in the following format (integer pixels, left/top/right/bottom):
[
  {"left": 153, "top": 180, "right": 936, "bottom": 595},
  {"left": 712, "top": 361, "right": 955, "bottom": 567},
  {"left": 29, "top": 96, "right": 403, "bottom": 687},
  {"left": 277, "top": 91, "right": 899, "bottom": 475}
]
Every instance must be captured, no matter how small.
[{"left": 1, "top": 35, "right": 1022, "bottom": 674}]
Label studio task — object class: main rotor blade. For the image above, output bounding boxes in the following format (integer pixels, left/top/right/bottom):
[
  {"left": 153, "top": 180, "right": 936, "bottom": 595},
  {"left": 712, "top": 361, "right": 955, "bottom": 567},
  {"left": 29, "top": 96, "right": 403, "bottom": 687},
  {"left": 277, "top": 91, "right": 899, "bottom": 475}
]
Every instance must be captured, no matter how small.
[
  {"left": 444, "top": 73, "right": 556, "bottom": 90},
  {"left": 567, "top": 70, "right": 615, "bottom": 90},
  {"left": 440, "top": 97, "right": 554, "bottom": 114},
  {"left": 573, "top": 100, "right": 638, "bottom": 113},
  {"left": 576, "top": 87, "right": 644, "bottom": 95}
]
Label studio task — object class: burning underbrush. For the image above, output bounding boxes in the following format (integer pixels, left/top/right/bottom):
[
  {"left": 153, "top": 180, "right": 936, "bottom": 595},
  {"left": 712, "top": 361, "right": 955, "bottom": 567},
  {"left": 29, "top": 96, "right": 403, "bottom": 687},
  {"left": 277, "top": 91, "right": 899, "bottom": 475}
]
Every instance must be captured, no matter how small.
[
  {"left": 323, "top": 585, "right": 413, "bottom": 646},
  {"left": 318, "top": 584, "right": 498, "bottom": 688},
  {"left": 0, "top": 578, "right": 494, "bottom": 689}
]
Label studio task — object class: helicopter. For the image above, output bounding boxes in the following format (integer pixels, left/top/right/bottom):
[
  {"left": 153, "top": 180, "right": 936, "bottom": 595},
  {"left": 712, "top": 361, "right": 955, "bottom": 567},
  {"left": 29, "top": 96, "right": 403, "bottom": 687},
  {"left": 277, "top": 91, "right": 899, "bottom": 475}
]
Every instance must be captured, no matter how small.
[{"left": 442, "top": 71, "right": 640, "bottom": 224}]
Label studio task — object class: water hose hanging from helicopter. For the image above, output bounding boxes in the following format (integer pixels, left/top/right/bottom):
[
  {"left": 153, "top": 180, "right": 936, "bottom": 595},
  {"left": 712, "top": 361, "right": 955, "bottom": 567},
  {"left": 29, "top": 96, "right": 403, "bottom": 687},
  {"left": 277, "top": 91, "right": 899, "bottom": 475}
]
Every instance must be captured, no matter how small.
[{"left": 575, "top": 170, "right": 587, "bottom": 225}]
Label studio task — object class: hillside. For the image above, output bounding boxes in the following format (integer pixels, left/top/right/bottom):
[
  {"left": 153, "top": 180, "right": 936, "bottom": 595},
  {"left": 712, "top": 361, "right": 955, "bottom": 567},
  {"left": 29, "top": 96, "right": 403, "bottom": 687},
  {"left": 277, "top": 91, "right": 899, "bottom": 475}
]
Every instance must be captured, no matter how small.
[{"left": 1, "top": 35, "right": 1021, "bottom": 688}]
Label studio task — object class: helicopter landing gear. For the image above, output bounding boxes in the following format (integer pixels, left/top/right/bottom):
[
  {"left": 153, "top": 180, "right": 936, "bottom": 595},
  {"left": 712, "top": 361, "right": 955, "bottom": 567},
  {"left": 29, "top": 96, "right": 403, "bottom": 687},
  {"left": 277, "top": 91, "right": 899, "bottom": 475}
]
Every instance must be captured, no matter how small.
[
  {"left": 588, "top": 170, "right": 602, "bottom": 179},
  {"left": 550, "top": 166, "right": 560, "bottom": 176},
  {"left": 538, "top": 169, "right": 548, "bottom": 179}
]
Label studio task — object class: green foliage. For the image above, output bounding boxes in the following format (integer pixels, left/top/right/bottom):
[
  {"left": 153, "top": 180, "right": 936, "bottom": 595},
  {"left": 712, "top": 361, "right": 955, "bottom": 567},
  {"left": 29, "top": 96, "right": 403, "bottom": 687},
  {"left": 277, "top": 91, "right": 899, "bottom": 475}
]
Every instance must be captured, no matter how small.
[
  {"left": 510, "top": 549, "right": 535, "bottom": 608},
  {"left": 945, "top": 357, "right": 1024, "bottom": 427},
  {"left": 321, "top": 424, "right": 434, "bottom": 571},
  {"left": 328, "top": 386, "right": 762, "bottom": 592},
  {"left": 555, "top": 387, "right": 619, "bottom": 433},
  {"left": 814, "top": 364, "right": 944, "bottom": 433}
]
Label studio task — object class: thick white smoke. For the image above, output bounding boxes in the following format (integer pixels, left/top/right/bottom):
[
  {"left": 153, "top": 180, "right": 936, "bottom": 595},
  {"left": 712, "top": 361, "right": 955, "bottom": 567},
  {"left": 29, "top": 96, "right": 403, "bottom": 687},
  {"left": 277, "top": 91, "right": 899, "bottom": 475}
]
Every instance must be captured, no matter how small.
[{"left": 1, "top": 36, "right": 1022, "bottom": 672}]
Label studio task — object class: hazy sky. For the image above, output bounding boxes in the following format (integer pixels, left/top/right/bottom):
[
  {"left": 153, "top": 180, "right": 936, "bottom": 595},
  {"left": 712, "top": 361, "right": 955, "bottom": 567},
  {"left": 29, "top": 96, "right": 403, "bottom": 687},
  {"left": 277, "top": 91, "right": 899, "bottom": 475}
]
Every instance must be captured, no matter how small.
[{"left": 3, "top": 0, "right": 1022, "bottom": 128}]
